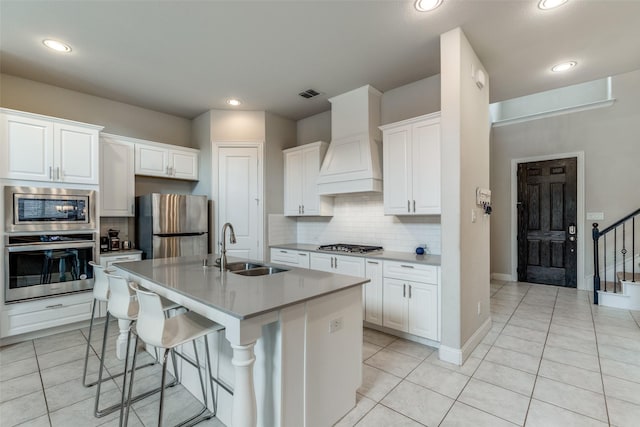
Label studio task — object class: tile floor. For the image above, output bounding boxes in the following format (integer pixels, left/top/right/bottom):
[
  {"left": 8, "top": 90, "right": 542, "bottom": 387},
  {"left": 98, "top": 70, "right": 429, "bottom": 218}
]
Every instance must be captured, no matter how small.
[{"left": 1, "top": 281, "right": 639, "bottom": 426}]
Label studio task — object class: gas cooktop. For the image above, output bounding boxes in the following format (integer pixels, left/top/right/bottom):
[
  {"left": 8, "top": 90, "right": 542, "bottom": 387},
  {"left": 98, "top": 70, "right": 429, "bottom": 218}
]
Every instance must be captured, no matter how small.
[{"left": 317, "top": 244, "right": 383, "bottom": 254}]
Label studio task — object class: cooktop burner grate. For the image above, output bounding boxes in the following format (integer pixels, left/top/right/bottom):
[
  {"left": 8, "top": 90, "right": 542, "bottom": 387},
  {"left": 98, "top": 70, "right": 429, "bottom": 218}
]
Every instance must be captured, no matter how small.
[{"left": 317, "top": 243, "right": 383, "bottom": 254}]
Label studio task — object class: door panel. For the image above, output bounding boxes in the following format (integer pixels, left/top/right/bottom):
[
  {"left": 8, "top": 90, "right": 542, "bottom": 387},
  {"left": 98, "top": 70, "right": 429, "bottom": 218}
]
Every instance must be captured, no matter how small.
[
  {"left": 152, "top": 234, "right": 208, "bottom": 259},
  {"left": 517, "top": 158, "right": 577, "bottom": 287}
]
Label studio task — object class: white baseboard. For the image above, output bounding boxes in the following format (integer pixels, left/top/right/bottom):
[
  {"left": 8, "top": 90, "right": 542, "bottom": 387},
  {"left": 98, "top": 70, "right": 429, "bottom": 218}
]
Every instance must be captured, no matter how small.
[
  {"left": 438, "top": 316, "right": 492, "bottom": 366},
  {"left": 491, "top": 273, "right": 513, "bottom": 282}
]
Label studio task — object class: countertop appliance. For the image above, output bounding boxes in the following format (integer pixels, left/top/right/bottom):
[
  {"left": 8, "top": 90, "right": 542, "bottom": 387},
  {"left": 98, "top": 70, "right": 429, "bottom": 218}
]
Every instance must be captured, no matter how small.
[
  {"left": 317, "top": 244, "right": 383, "bottom": 254},
  {"left": 136, "top": 193, "right": 208, "bottom": 259},
  {"left": 108, "top": 229, "right": 120, "bottom": 251}
]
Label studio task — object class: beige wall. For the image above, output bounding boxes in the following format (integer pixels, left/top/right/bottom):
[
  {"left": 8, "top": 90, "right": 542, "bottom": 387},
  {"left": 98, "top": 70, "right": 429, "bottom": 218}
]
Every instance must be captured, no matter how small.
[
  {"left": 211, "top": 110, "right": 266, "bottom": 142},
  {"left": 297, "top": 110, "right": 331, "bottom": 145},
  {"left": 440, "top": 28, "right": 491, "bottom": 355},
  {"left": 490, "top": 68, "right": 640, "bottom": 286},
  {"left": 0, "top": 74, "right": 192, "bottom": 145}
]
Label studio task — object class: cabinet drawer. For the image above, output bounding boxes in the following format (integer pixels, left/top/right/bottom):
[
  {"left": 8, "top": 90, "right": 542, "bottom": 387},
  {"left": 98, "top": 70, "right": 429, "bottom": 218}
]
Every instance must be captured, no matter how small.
[
  {"left": 2, "top": 294, "right": 93, "bottom": 337},
  {"left": 270, "top": 248, "right": 310, "bottom": 269},
  {"left": 100, "top": 253, "right": 142, "bottom": 268},
  {"left": 383, "top": 261, "right": 438, "bottom": 284}
]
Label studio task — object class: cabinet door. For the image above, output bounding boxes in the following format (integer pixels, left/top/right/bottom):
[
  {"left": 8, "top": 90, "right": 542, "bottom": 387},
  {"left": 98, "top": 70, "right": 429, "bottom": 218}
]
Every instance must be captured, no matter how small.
[
  {"left": 0, "top": 113, "right": 53, "bottom": 181},
  {"left": 382, "top": 278, "right": 408, "bottom": 332},
  {"left": 170, "top": 150, "right": 198, "bottom": 180},
  {"left": 284, "top": 149, "right": 303, "bottom": 216},
  {"left": 309, "top": 252, "right": 334, "bottom": 273},
  {"left": 136, "top": 144, "right": 168, "bottom": 177},
  {"left": 301, "top": 146, "right": 320, "bottom": 215},
  {"left": 412, "top": 121, "right": 441, "bottom": 214},
  {"left": 383, "top": 125, "right": 412, "bottom": 215},
  {"left": 364, "top": 259, "right": 383, "bottom": 325},
  {"left": 100, "top": 138, "right": 135, "bottom": 216},
  {"left": 55, "top": 123, "right": 99, "bottom": 184},
  {"left": 407, "top": 281, "right": 438, "bottom": 340},
  {"left": 334, "top": 255, "right": 365, "bottom": 277}
]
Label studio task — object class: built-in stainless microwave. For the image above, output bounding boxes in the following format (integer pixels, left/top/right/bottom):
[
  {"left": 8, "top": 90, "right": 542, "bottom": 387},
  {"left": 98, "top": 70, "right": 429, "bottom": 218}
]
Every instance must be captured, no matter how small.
[{"left": 5, "top": 186, "right": 96, "bottom": 233}]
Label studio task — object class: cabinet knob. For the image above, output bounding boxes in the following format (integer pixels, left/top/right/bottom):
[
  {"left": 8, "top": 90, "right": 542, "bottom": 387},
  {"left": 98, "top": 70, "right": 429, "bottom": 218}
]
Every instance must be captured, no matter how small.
[
  {"left": 403, "top": 283, "right": 406, "bottom": 298},
  {"left": 407, "top": 200, "right": 410, "bottom": 213},
  {"left": 413, "top": 200, "right": 416, "bottom": 212}
]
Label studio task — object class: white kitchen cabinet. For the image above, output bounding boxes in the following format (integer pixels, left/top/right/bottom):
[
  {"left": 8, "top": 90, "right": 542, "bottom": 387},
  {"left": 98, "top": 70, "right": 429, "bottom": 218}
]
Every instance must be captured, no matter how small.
[
  {"left": 99, "top": 251, "right": 142, "bottom": 269},
  {"left": 100, "top": 134, "right": 135, "bottom": 216},
  {"left": 382, "top": 260, "right": 439, "bottom": 341},
  {"left": 135, "top": 140, "right": 199, "bottom": 180},
  {"left": 380, "top": 112, "right": 440, "bottom": 215},
  {"left": 309, "top": 252, "right": 365, "bottom": 277},
  {"left": 270, "top": 248, "right": 310, "bottom": 269},
  {"left": 283, "top": 141, "right": 333, "bottom": 216},
  {"left": 363, "top": 259, "right": 383, "bottom": 326},
  {"left": 0, "top": 109, "right": 102, "bottom": 184}
]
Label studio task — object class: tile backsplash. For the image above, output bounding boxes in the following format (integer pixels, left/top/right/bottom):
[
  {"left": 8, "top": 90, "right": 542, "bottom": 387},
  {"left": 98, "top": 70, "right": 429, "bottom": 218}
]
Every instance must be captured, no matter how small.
[
  {"left": 295, "top": 194, "right": 441, "bottom": 254},
  {"left": 99, "top": 217, "right": 135, "bottom": 242}
]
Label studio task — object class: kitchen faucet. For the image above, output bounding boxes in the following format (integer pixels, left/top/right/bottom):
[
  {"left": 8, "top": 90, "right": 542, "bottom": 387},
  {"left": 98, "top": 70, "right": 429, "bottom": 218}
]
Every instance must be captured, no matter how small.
[{"left": 220, "top": 222, "right": 237, "bottom": 271}]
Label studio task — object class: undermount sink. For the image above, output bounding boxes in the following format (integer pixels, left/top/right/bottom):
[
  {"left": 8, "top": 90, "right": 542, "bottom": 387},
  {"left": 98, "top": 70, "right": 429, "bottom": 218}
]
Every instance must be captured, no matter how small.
[
  {"left": 233, "top": 266, "right": 288, "bottom": 277},
  {"left": 224, "top": 262, "right": 264, "bottom": 272}
]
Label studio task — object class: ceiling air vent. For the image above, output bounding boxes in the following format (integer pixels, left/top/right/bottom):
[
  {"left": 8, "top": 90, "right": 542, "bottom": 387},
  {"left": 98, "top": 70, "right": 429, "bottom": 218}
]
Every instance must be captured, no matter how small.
[{"left": 298, "top": 89, "right": 322, "bottom": 99}]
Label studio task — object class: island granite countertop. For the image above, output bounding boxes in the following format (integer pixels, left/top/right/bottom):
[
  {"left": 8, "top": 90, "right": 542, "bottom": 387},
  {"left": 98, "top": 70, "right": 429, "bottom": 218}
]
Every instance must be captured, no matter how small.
[
  {"left": 114, "top": 254, "right": 369, "bottom": 320},
  {"left": 270, "top": 243, "right": 441, "bottom": 266}
]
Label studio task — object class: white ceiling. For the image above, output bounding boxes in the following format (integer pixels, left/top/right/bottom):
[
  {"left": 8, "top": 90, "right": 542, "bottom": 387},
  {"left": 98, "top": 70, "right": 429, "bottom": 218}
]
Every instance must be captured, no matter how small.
[{"left": 1, "top": 0, "right": 639, "bottom": 121}]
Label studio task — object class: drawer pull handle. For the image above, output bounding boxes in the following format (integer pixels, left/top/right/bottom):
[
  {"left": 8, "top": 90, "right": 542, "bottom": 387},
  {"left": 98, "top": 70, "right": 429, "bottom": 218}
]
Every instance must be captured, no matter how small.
[
  {"left": 400, "top": 264, "right": 415, "bottom": 269},
  {"left": 280, "top": 250, "right": 288, "bottom": 253},
  {"left": 46, "top": 304, "right": 64, "bottom": 309},
  {"left": 299, "top": 253, "right": 307, "bottom": 256},
  {"left": 367, "top": 261, "right": 379, "bottom": 264},
  {"left": 403, "top": 284, "right": 406, "bottom": 297}
]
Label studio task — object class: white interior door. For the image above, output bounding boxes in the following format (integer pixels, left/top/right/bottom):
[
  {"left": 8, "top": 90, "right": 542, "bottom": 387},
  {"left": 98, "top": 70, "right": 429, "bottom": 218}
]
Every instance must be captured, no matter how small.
[{"left": 218, "top": 146, "right": 260, "bottom": 260}]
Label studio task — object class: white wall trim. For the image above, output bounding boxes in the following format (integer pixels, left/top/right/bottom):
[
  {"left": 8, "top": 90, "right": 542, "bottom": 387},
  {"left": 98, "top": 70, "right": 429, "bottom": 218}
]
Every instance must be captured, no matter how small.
[
  {"left": 438, "top": 316, "right": 492, "bottom": 365},
  {"left": 510, "top": 152, "right": 586, "bottom": 288},
  {"left": 492, "top": 99, "right": 615, "bottom": 128},
  {"left": 491, "top": 273, "right": 513, "bottom": 282}
]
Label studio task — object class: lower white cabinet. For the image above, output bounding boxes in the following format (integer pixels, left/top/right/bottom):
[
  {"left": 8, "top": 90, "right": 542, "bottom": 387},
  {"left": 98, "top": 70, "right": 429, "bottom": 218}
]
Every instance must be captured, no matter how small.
[
  {"left": 270, "top": 248, "right": 310, "bottom": 269},
  {"left": 382, "top": 261, "right": 439, "bottom": 341},
  {"left": 309, "top": 252, "right": 365, "bottom": 277},
  {"left": 0, "top": 292, "right": 93, "bottom": 338},
  {"left": 99, "top": 252, "right": 142, "bottom": 269},
  {"left": 363, "top": 259, "right": 383, "bottom": 326}
]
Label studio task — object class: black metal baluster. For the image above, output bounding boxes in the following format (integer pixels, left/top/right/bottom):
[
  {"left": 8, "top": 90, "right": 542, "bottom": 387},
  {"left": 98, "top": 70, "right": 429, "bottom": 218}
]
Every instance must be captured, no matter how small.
[
  {"left": 622, "top": 223, "right": 627, "bottom": 284},
  {"left": 593, "top": 223, "right": 601, "bottom": 304},
  {"left": 604, "top": 235, "right": 607, "bottom": 293},
  {"left": 614, "top": 228, "right": 617, "bottom": 293},
  {"left": 633, "top": 217, "right": 636, "bottom": 283}
]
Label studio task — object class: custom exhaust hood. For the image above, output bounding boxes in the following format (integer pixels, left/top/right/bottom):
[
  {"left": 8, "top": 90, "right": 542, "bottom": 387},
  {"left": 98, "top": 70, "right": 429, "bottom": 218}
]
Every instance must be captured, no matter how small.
[{"left": 317, "top": 85, "right": 383, "bottom": 195}]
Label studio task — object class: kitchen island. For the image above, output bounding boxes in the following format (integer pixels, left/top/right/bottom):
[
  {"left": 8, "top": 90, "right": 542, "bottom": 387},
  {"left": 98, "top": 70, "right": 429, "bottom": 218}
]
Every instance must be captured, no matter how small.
[{"left": 113, "top": 255, "right": 368, "bottom": 427}]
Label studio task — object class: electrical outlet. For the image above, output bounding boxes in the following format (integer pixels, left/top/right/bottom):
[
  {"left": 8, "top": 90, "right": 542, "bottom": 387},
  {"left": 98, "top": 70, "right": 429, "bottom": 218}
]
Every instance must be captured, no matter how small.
[{"left": 329, "top": 317, "right": 343, "bottom": 333}]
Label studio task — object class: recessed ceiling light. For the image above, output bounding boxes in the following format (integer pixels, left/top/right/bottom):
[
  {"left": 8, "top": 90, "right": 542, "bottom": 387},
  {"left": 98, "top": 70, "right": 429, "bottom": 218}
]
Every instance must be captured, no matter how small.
[
  {"left": 551, "top": 61, "right": 577, "bottom": 72},
  {"left": 43, "top": 39, "right": 72, "bottom": 53},
  {"left": 226, "top": 99, "right": 241, "bottom": 106},
  {"left": 415, "top": 0, "right": 443, "bottom": 12},
  {"left": 538, "top": 0, "right": 568, "bottom": 10}
]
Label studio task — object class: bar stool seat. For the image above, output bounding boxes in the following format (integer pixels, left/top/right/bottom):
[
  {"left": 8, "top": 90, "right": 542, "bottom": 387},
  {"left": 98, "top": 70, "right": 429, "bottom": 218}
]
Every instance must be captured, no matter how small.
[{"left": 123, "top": 285, "right": 225, "bottom": 427}]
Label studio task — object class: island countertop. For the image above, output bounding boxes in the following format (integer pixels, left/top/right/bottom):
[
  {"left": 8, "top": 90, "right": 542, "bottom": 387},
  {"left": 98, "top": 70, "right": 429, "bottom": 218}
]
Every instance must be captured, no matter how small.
[{"left": 115, "top": 254, "right": 369, "bottom": 320}]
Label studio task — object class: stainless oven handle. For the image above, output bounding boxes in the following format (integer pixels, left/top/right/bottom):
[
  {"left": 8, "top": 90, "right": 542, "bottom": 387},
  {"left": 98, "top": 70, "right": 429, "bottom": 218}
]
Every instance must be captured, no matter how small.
[{"left": 6, "top": 241, "right": 96, "bottom": 252}]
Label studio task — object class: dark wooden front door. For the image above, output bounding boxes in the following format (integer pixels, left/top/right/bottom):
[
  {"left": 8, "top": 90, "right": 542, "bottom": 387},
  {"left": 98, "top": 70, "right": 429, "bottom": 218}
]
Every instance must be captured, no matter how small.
[{"left": 517, "top": 158, "right": 577, "bottom": 287}]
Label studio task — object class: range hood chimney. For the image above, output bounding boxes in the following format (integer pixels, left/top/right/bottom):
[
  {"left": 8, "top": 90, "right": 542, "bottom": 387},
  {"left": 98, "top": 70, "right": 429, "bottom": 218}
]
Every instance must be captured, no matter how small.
[{"left": 317, "top": 85, "right": 383, "bottom": 195}]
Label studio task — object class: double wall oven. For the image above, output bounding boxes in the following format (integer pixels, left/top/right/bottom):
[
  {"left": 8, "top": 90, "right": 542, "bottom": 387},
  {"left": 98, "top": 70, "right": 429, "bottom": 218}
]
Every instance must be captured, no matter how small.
[{"left": 4, "top": 186, "right": 97, "bottom": 303}]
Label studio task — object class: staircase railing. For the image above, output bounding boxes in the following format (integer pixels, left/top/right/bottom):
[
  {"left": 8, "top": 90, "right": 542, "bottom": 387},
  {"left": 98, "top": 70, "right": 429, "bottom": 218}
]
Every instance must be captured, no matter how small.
[{"left": 592, "top": 208, "right": 640, "bottom": 304}]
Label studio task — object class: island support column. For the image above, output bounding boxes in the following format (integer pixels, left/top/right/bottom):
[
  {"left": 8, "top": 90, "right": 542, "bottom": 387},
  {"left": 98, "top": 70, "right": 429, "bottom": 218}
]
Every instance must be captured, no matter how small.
[{"left": 231, "top": 342, "right": 258, "bottom": 427}]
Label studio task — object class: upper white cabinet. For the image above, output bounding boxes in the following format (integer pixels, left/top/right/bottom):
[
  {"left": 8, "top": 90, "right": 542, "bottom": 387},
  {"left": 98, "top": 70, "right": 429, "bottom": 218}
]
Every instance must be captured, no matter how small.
[
  {"left": 380, "top": 112, "right": 441, "bottom": 215},
  {"left": 100, "top": 134, "right": 135, "bottom": 216},
  {"left": 283, "top": 141, "right": 333, "bottom": 216},
  {"left": 135, "top": 140, "right": 199, "bottom": 180},
  {"left": 0, "top": 109, "right": 102, "bottom": 184}
]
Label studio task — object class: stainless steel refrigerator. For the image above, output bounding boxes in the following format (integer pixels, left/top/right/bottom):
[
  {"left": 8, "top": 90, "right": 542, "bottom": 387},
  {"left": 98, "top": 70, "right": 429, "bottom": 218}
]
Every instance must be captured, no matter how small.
[{"left": 136, "top": 193, "right": 208, "bottom": 259}]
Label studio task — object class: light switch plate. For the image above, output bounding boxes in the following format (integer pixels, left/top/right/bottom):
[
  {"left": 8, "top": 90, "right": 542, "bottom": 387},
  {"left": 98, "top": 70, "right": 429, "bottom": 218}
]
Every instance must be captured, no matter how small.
[{"left": 587, "top": 212, "right": 604, "bottom": 220}]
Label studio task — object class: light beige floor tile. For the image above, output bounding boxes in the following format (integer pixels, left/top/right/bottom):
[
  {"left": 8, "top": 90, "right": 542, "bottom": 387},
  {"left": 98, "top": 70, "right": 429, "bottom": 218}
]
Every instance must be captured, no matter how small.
[
  {"left": 520, "top": 300, "right": 555, "bottom": 313},
  {"left": 550, "top": 315, "right": 594, "bottom": 331},
  {"left": 533, "top": 377, "right": 607, "bottom": 422},
  {"left": 364, "top": 349, "right": 422, "bottom": 378},
  {"left": 357, "top": 365, "right": 402, "bottom": 402},
  {"left": 362, "top": 329, "right": 396, "bottom": 347},
  {"left": 600, "top": 357, "right": 640, "bottom": 383},
  {"left": 473, "top": 360, "right": 536, "bottom": 396},
  {"left": 39, "top": 354, "right": 101, "bottom": 389},
  {"left": 381, "top": 380, "right": 453, "bottom": 426},
  {"left": 484, "top": 346, "right": 540, "bottom": 374},
  {"left": 34, "top": 331, "right": 87, "bottom": 356},
  {"left": 595, "top": 324, "right": 640, "bottom": 341},
  {"left": 427, "top": 353, "right": 482, "bottom": 376},
  {"left": 49, "top": 394, "right": 120, "bottom": 427},
  {"left": 36, "top": 344, "right": 87, "bottom": 371},
  {"left": 597, "top": 344, "right": 640, "bottom": 367},
  {"left": 44, "top": 375, "right": 120, "bottom": 412},
  {"left": 362, "top": 342, "right": 382, "bottom": 361},
  {"left": 0, "top": 390, "right": 48, "bottom": 427},
  {"left": 538, "top": 359, "right": 603, "bottom": 393},
  {"left": 354, "top": 404, "right": 422, "bottom": 427},
  {"left": 501, "top": 324, "right": 548, "bottom": 344},
  {"left": 508, "top": 316, "right": 550, "bottom": 332},
  {"left": 440, "top": 401, "right": 518, "bottom": 427},
  {"left": 133, "top": 386, "right": 206, "bottom": 427},
  {"left": 525, "top": 398, "right": 608, "bottom": 427},
  {"left": 406, "top": 360, "right": 469, "bottom": 399},
  {"left": 494, "top": 334, "right": 544, "bottom": 357},
  {"left": 15, "top": 414, "right": 51, "bottom": 427},
  {"left": 548, "top": 323, "right": 596, "bottom": 341},
  {"left": 0, "top": 372, "right": 43, "bottom": 404},
  {"left": 0, "top": 357, "right": 39, "bottom": 382},
  {"left": 542, "top": 345, "right": 600, "bottom": 372},
  {"left": 602, "top": 374, "right": 640, "bottom": 405},
  {"left": 385, "top": 339, "right": 434, "bottom": 360},
  {"left": 481, "top": 331, "right": 499, "bottom": 345},
  {"left": 469, "top": 343, "right": 491, "bottom": 359},
  {"left": 334, "top": 394, "right": 376, "bottom": 427},
  {"left": 546, "top": 332, "right": 598, "bottom": 355},
  {"left": 458, "top": 378, "right": 530, "bottom": 425},
  {"left": 606, "top": 396, "right": 640, "bottom": 427},
  {"left": 0, "top": 342, "right": 35, "bottom": 366},
  {"left": 597, "top": 332, "right": 640, "bottom": 352}
]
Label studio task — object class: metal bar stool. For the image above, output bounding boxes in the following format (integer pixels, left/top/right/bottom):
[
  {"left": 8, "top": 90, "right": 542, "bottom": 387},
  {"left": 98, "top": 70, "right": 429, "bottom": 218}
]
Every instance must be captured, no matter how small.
[
  {"left": 82, "top": 261, "right": 111, "bottom": 387},
  {"left": 94, "top": 273, "right": 180, "bottom": 419},
  {"left": 123, "top": 284, "right": 225, "bottom": 427}
]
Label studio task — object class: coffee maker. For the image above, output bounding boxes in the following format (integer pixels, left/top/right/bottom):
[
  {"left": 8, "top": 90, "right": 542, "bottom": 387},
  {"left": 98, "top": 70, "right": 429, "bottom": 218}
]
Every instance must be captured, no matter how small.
[
  {"left": 108, "top": 229, "right": 120, "bottom": 251},
  {"left": 100, "top": 236, "right": 110, "bottom": 253}
]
